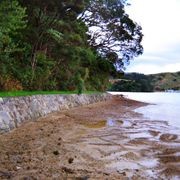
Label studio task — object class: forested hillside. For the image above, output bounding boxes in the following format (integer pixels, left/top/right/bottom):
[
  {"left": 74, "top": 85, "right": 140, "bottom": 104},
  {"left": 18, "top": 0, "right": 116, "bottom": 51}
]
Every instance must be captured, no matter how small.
[
  {"left": 0, "top": 0, "right": 143, "bottom": 92},
  {"left": 109, "top": 73, "right": 154, "bottom": 92},
  {"left": 109, "top": 71, "right": 180, "bottom": 92},
  {"left": 150, "top": 71, "right": 180, "bottom": 91}
]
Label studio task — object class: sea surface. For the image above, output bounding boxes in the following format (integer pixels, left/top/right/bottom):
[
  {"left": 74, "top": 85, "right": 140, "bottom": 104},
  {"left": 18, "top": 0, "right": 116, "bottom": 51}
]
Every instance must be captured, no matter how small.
[{"left": 109, "top": 92, "right": 180, "bottom": 129}]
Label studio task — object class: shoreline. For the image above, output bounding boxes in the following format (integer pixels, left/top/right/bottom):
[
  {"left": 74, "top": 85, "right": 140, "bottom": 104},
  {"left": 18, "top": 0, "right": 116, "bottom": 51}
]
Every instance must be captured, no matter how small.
[
  {"left": 0, "top": 96, "right": 179, "bottom": 179},
  {"left": 0, "top": 93, "right": 110, "bottom": 133}
]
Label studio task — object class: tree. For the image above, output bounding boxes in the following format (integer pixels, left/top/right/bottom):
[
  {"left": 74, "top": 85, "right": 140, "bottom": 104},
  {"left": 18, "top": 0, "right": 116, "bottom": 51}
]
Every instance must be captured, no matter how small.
[
  {"left": 80, "top": 0, "right": 143, "bottom": 70},
  {"left": 0, "top": 0, "right": 144, "bottom": 91},
  {"left": 0, "top": 0, "right": 27, "bottom": 63},
  {"left": 18, "top": 0, "right": 86, "bottom": 88},
  {"left": 0, "top": 0, "right": 27, "bottom": 90}
]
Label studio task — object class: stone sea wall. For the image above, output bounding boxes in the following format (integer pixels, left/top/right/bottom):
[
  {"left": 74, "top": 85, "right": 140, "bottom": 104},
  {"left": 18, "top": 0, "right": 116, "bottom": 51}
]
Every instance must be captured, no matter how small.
[{"left": 0, "top": 93, "right": 111, "bottom": 133}]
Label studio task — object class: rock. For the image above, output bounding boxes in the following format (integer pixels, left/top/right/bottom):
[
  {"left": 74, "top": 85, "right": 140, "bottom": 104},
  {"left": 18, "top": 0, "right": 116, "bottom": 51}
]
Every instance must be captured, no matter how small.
[
  {"left": 29, "top": 99, "right": 41, "bottom": 119},
  {"left": 0, "top": 171, "right": 12, "bottom": 179},
  {"left": 160, "top": 133, "right": 178, "bottom": 142},
  {"left": 62, "top": 166, "right": 74, "bottom": 174},
  {"left": 149, "top": 130, "right": 160, "bottom": 136},
  {"left": 68, "top": 157, "right": 74, "bottom": 164},
  {"left": 76, "top": 176, "right": 90, "bottom": 180},
  {"left": 122, "top": 172, "right": 126, "bottom": 176},
  {"left": 53, "top": 150, "right": 59, "bottom": 155},
  {"left": 16, "top": 166, "right": 21, "bottom": 170},
  {"left": 0, "top": 111, "right": 13, "bottom": 132},
  {"left": 0, "top": 98, "right": 3, "bottom": 103},
  {"left": 21, "top": 176, "right": 36, "bottom": 180}
]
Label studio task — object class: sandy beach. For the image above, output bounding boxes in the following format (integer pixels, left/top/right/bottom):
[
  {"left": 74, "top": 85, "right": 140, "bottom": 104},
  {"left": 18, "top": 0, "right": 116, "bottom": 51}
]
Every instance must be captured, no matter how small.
[{"left": 0, "top": 95, "right": 179, "bottom": 179}]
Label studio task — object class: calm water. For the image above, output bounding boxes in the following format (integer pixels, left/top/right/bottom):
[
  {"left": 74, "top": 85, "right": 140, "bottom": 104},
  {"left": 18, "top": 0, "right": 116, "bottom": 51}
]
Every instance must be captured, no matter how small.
[{"left": 109, "top": 92, "right": 180, "bottom": 128}]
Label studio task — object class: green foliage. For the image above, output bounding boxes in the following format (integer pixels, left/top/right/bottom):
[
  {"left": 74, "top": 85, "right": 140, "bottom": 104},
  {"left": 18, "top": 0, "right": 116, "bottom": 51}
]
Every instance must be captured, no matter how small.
[
  {"left": 0, "top": 0, "right": 143, "bottom": 92},
  {"left": 110, "top": 80, "right": 141, "bottom": 92},
  {"left": 109, "top": 73, "right": 154, "bottom": 92},
  {"left": 0, "top": 0, "right": 27, "bottom": 58},
  {"left": 29, "top": 52, "right": 56, "bottom": 90},
  {"left": 0, "top": 0, "right": 27, "bottom": 90},
  {"left": 124, "top": 73, "right": 153, "bottom": 92},
  {"left": 0, "top": 0, "right": 27, "bottom": 34},
  {"left": 47, "top": 29, "right": 63, "bottom": 43},
  {"left": 75, "top": 73, "right": 84, "bottom": 94},
  {"left": 110, "top": 71, "right": 180, "bottom": 92}
]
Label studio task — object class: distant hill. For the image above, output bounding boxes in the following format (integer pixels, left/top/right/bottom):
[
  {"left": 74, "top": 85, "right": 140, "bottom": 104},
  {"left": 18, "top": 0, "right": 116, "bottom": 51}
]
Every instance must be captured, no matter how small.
[
  {"left": 109, "top": 71, "right": 180, "bottom": 92},
  {"left": 149, "top": 71, "right": 180, "bottom": 91}
]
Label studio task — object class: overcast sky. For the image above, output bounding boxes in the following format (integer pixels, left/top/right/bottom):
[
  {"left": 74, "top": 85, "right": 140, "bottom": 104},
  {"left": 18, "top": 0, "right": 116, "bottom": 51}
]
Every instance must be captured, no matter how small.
[{"left": 125, "top": 0, "right": 180, "bottom": 74}]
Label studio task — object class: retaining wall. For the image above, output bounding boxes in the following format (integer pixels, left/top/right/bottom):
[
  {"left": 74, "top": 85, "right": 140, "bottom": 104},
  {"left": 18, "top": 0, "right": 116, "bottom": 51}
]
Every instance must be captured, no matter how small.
[{"left": 0, "top": 93, "right": 111, "bottom": 133}]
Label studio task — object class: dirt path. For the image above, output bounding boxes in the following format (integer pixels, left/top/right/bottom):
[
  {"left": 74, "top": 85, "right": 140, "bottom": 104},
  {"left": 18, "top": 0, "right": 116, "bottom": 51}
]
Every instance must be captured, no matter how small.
[{"left": 0, "top": 96, "right": 179, "bottom": 179}]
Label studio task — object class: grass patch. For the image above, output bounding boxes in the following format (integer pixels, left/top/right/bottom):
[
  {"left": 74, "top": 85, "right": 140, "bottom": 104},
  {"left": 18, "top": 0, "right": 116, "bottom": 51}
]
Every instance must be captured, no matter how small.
[{"left": 0, "top": 91, "right": 102, "bottom": 97}]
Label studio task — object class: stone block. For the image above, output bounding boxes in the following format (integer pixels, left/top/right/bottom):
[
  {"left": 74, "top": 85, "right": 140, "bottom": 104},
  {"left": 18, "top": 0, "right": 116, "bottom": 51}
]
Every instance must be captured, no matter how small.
[
  {"left": 0, "top": 111, "right": 12, "bottom": 132},
  {"left": 0, "top": 98, "right": 3, "bottom": 103}
]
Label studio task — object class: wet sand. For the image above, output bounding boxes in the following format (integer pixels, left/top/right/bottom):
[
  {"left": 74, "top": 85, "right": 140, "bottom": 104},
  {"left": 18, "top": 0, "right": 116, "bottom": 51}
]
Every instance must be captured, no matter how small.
[{"left": 0, "top": 95, "right": 179, "bottom": 179}]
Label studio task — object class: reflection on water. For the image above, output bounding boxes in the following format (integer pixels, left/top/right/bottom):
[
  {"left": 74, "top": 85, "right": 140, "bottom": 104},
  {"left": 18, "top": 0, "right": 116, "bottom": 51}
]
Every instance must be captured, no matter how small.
[
  {"left": 107, "top": 161, "right": 140, "bottom": 170},
  {"left": 106, "top": 119, "right": 115, "bottom": 127},
  {"left": 129, "top": 131, "right": 152, "bottom": 139},
  {"left": 84, "top": 119, "right": 132, "bottom": 129},
  {"left": 80, "top": 115, "right": 180, "bottom": 179},
  {"left": 138, "top": 159, "right": 158, "bottom": 168}
]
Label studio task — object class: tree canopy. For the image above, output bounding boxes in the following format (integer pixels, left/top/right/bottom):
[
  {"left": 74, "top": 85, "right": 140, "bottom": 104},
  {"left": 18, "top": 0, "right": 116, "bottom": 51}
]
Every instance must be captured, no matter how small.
[
  {"left": 0, "top": 0, "right": 143, "bottom": 92},
  {"left": 80, "top": 0, "right": 143, "bottom": 69},
  {"left": 109, "top": 73, "right": 153, "bottom": 92}
]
